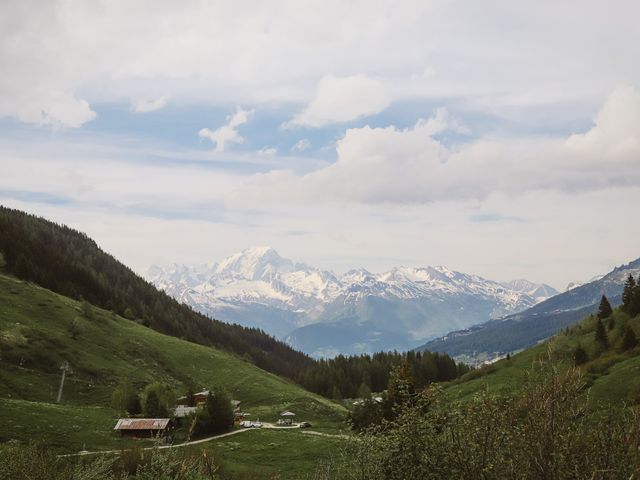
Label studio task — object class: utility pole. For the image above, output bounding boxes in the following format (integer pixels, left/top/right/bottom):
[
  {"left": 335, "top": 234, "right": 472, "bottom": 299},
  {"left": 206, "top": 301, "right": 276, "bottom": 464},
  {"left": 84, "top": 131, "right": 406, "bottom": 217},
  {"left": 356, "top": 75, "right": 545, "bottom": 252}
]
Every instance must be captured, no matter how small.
[{"left": 57, "top": 361, "right": 71, "bottom": 403}]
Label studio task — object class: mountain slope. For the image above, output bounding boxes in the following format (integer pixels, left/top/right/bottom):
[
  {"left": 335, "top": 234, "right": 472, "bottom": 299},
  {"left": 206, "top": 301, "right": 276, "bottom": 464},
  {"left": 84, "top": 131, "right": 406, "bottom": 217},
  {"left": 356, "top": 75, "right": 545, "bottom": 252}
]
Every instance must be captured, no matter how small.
[
  {"left": 0, "top": 273, "right": 345, "bottom": 451},
  {"left": 444, "top": 306, "right": 640, "bottom": 407},
  {"left": 150, "top": 247, "right": 555, "bottom": 356},
  {"left": 0, "top": 206, "right": 314, "bottom": 380},
  {"left": 419, "top": 257, "right": 640, "bottom": 362}
]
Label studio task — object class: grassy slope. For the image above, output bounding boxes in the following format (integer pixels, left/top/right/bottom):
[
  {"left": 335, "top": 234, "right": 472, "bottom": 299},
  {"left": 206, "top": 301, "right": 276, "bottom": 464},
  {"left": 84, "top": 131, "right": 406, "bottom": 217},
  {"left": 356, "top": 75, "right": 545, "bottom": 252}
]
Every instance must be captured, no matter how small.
[
  {"left": 445, "top": 310, "right": 640, "bottom": 407},
  {"left": 0, "top": 274, "right": 346, "bottom": 452}
]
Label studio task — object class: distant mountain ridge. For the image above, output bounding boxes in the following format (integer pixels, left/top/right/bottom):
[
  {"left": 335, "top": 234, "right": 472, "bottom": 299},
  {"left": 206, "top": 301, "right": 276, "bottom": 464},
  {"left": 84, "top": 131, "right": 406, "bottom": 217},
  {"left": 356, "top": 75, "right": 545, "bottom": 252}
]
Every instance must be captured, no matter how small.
[
  {"left": 418, "top": 257, "right": 640, "bottom": 363},
  {"left": 149, "top": 247, "right": 556, "bottom": 357}
]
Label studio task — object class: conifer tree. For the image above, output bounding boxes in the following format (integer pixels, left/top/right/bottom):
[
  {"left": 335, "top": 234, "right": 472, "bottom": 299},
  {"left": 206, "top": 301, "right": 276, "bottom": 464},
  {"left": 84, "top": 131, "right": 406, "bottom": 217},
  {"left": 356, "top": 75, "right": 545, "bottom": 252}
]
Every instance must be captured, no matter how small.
[
  {"left": 622, "top": 274, "right": 637, "bottom": 311},
  {"left": 597, "top": 294, "right": 613, "bottom": 319},
  {"left": 630, "top": 284, "right": 640, "bottom": 317},
  {"left": 621, "top": 326, "right": 638, "bottom": 351},
  {"left": 573, "top": 344, "right": 589, "bottom": 365},
  {"left": 595, "top": 319, "right": 609, "bottom": 349}
]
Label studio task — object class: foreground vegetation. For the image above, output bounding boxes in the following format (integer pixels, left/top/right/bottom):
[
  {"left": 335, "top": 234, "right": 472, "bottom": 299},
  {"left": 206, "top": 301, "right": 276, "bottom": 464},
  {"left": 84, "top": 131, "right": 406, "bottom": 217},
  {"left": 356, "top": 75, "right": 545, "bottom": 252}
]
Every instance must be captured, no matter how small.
[
  {"left": 345, "top": 364, "right": 640, "bottom": 479},
  {"left": 0, "top": 429, "right": 346, "bottom": 480}
]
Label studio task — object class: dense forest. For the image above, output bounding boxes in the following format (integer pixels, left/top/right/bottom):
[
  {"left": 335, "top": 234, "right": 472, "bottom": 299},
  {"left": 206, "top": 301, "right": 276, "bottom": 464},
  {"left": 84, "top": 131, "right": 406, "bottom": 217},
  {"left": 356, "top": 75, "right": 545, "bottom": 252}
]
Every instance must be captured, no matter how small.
[
  {"left": 298, "top": 350, "right": 468, "bottom": 399},
  {"left": 0, "top": 206, "right": 467, "bottom": 397}
]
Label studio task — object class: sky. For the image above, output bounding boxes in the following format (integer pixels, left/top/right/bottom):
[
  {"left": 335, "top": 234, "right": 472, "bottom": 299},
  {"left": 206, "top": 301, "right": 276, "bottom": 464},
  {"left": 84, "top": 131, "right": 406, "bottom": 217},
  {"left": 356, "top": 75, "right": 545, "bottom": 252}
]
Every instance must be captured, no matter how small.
[{"left": 1, "top": 0, "right": 640, "bottom": 290}]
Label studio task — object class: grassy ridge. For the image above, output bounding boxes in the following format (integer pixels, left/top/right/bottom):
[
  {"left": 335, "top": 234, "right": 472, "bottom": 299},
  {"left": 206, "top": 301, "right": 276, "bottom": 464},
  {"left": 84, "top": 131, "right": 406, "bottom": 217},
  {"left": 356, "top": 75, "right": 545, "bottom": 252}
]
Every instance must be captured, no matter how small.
[
  {"left": 445, "top": 309, "right": 640, "bottom": 406},
  {"left": 0, "top": 274, "right": 346, "bottom": 451}
]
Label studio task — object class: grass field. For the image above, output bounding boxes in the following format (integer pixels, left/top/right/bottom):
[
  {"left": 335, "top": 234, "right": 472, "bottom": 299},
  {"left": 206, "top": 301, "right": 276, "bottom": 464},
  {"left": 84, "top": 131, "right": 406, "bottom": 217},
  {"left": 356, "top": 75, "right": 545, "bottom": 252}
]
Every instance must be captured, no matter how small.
[
  {"left": 0, "top": 274, "right": 346, "bottom": 454},
  {"left": 209, "top": 429, "right": 347, "bottom": 479}
]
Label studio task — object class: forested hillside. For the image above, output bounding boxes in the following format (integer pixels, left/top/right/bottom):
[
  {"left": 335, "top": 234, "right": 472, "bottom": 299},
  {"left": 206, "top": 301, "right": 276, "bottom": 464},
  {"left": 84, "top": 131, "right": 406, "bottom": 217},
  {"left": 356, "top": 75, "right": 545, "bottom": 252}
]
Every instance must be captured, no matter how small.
[{"left": 0, "top": 206, "right": 314, "bottom": 380}]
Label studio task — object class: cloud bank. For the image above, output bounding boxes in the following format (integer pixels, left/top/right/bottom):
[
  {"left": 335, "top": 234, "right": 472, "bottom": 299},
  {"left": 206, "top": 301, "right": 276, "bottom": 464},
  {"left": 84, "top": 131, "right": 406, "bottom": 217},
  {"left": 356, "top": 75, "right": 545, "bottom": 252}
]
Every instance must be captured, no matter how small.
[
  {"left": 2, "top": 1, "right": 639, "bottom": 127},
  {"left": 228, "top": 86, "right": 640, "bottom": 206}
]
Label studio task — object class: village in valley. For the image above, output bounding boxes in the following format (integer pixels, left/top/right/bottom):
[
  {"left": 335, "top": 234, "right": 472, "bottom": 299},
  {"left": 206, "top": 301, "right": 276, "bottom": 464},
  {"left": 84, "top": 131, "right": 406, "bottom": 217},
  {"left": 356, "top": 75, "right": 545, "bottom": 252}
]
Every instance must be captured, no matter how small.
[{"left": 112, "top": 388, "right": 311, "bottom": 444}]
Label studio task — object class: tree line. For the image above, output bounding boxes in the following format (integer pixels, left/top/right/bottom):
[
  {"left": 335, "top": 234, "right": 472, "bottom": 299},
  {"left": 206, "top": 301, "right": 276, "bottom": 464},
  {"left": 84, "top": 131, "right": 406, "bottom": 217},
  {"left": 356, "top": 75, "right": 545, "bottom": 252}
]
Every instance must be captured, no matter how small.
[
  {"left": 572, "top": 287, "right": 640, "bottom": 365},
  {"left": 298, "top": 350, "right": 469, "bottom": 400}
]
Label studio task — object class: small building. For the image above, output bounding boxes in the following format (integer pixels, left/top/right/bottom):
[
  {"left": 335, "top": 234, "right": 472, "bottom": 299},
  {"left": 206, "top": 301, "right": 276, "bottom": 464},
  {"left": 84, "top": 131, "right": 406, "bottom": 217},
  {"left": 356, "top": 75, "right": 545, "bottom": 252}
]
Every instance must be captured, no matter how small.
[
  {"left": 234, "top": 412, "right": 250, "bottom": 423},
  {"left": 231, "top": 399, "right": 241, "bottom": 411},
  {"left": 279, "top": 410, "right": 296, "bottom": 425},
  {"left": 174, "top": 405, "right": 198, "bottom": 418},
  {"left": 114, "top": 418, "right": 172, "bottom": 438},
  {"left": 176, "top": 390, "right": 211, "bottom": 406}
]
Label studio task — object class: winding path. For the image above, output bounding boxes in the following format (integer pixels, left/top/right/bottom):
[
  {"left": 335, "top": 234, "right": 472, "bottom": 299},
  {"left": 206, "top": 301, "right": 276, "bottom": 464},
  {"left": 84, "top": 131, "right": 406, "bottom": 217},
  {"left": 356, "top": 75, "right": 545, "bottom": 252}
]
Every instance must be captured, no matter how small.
[{"left": 58, "top": 423, "right": 346, "bottom": 458}]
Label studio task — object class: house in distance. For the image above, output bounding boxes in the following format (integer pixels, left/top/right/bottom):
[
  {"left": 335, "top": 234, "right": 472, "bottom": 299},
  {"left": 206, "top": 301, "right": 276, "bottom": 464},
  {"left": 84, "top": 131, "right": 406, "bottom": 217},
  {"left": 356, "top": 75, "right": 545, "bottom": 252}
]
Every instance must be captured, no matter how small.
[{"left": 114, "top": 418, "right": 172, "bottom": 438}]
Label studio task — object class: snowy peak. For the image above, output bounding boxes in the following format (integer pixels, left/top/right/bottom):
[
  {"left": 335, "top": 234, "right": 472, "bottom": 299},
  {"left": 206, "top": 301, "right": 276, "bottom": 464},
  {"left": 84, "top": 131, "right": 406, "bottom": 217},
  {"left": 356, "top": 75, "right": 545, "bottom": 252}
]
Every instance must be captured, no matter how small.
[
  {"left": 148, "top": 248, "right": 560, "bottom": 355},
  {"left": 214, "top": 246, "right": 303, "bottom": 281},
  {"left": 500, "top": 279, "right": 559, "bottom": 302}
]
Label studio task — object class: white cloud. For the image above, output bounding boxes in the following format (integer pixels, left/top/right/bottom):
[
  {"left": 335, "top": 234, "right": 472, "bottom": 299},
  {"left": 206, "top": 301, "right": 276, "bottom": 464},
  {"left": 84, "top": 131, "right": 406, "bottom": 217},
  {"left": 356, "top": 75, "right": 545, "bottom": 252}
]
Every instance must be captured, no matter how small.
[
  {"left": 227, "top": 86, "right": 640, "bottom": 206},
  {"left": 0, "top": 88, "right": 97, "bottom": 128},
  {"left": 1, "top": 1, "right": 639, "bottom": 127},
  {"left": 257, "top": 147, "right": 277, "bottom": 156},
  {"left": 291, "top": 139, "right": 312, "bottom": 152},
  {"left": 283, "top": 75, "right": 390, "bottom": 128},
  {"left": 132, "top": 96, "right": 168, "bottom": 113},
  {"left": 198, "top": 107, "right": 254, "bottom": 152}
]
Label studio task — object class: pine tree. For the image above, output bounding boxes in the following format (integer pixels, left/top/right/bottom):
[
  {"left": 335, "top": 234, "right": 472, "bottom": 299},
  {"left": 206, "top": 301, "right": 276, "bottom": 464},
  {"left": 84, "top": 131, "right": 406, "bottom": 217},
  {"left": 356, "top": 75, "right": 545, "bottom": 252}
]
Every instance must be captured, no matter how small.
[
  {"left": 622, "top": 275, "right": 637, "bottom": 311},
  {"left": 630, "top": 285, "right": 640, "bottom": 317},
  {"left": 621, "top": 326, "right": 638, "bottom": 351},
  {"left": 358, "top": 382, "right": 372, "bottom": 399},
  {"left": 573, "top": 344, "right": 589, "bottom": 366},
  {"left": 597, "top": 294, "right": 613, "bottom": 319},
  {"left": 595, "top": 319, "right": 609, "bottom": 349}
]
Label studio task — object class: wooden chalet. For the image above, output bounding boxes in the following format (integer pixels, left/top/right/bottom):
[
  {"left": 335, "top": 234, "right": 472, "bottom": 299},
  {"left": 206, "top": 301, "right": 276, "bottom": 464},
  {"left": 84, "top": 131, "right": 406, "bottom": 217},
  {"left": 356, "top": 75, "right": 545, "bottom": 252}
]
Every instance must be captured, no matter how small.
[
  {"left": 176, "top": 390, "right": 211, "bottom": 406},
  {"left": 114, "top": 418, "right": 172, "bottom": 438}
]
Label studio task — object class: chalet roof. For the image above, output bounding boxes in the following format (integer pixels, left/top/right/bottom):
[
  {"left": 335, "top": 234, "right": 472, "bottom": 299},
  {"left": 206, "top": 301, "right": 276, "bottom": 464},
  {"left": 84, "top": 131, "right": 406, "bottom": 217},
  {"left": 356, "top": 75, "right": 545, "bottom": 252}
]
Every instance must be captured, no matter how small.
[
  {"left": 280, "top": 410, "right": 296, "bottom": 417},
  {"left": 114, "top": 418, "right": 171, "bottom": 430},
  {"left": 176, "top": 390, "right": 211, "bottom": 402}
]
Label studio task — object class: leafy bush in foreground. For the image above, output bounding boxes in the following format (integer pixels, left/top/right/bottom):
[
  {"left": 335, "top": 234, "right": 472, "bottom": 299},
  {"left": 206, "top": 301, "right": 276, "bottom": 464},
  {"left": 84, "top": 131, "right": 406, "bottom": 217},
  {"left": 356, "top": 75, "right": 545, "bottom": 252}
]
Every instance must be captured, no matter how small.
[{"left": 345, "top": 360, "right": 640, "bottom": 479}]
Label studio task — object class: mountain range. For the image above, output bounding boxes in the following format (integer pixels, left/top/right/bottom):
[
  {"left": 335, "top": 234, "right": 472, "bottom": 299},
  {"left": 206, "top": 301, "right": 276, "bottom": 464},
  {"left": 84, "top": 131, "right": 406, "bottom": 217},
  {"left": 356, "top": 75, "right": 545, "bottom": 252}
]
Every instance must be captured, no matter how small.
[
  {"left": 419, "top": 257, "right": 640, "bottom": 363},
  {"left": 148, "top": 247, "right": 558, "bottom": 357}
]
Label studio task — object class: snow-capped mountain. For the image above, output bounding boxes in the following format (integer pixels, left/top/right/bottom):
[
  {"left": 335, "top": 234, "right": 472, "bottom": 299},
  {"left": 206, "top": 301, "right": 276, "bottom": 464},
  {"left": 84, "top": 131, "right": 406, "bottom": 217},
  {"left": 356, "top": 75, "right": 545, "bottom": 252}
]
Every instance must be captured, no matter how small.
[
  {"left": 148, "top": 247, "right": 556, "bottom": 357},
  {"left": 500, "top": 279, "right": 559, "bottom": 302},
  {"left": 419, "top": 257, "right": 640, "bottom": 363}
]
